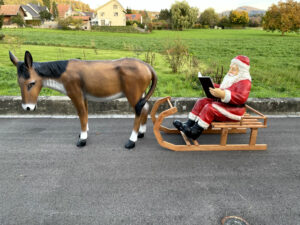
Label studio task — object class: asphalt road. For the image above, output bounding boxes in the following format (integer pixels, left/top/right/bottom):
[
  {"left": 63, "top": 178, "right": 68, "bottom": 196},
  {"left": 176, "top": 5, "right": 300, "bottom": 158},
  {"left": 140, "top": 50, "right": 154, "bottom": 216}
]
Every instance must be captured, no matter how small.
[{"left": 0, "top": 117, "right": 299, "bottom": 225}]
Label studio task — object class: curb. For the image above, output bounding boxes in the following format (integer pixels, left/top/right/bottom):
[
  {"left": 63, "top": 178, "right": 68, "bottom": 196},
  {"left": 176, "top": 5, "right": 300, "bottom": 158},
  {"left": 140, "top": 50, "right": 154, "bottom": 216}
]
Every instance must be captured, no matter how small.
[{"left": 1, "top": 96, "right": 300, "bottom": 116}]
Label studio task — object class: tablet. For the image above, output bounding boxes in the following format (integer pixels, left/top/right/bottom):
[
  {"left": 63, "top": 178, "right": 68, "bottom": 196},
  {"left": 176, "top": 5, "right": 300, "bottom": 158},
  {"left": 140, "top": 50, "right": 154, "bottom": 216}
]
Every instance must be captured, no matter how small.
[{"left": 198, "top": 76, "right": 215, "bottom": 98}]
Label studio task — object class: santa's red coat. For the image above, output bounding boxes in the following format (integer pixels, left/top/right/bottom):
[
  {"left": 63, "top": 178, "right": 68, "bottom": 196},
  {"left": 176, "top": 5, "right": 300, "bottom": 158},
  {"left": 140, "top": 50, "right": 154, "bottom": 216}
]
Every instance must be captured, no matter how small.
[{"left": 189, "top": 79, "right": 251, "bottom": 129}]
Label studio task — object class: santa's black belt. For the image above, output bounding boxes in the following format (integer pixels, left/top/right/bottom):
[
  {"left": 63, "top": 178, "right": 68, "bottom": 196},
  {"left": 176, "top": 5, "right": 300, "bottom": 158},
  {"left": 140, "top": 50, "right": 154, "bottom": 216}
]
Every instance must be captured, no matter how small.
[{"left": 213, "top": 100, "right": 245, "bottom": 108}]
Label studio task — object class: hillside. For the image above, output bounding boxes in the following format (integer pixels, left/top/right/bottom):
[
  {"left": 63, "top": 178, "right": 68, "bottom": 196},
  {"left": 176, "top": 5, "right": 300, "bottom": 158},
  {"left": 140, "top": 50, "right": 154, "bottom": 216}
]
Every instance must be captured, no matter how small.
[
  {"left": 221, "top": 6, "right": 265, "bottom": 17},
  {"left": 3, "top": 0, "right": 93, "bottom": 12}
]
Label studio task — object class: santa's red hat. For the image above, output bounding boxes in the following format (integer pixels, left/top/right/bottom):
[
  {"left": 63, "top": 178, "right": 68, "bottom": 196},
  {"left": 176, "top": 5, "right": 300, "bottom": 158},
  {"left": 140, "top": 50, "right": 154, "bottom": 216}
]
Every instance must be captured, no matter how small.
[{"left": 231, "top": 55, "right": 250, "bottom": 71}]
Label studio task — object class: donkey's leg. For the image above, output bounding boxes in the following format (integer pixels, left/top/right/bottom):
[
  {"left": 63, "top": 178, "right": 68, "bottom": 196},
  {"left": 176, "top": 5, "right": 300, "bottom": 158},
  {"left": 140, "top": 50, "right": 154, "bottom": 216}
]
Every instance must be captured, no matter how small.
[
  {"left": 125, "top": 114, "right": 141, "bottom": 149},
  {"left": 138, "top": 103, "right": 149, "bottom": 139},
  {"left": 124, "top": 91, "right": 144, "bottom": 149},
  {"left": 69, "top": 95, "right": 88, "bottom": 147},
  {"left": 84, "top": 99, "right": 89, "bottom": 132}
]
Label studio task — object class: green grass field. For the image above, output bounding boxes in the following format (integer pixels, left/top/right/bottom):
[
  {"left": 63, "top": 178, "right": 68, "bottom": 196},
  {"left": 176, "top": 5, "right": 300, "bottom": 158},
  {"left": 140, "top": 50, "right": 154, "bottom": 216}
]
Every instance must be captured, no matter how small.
[{"left": 0, "top": 28, "right": 299, "bottom": 97}]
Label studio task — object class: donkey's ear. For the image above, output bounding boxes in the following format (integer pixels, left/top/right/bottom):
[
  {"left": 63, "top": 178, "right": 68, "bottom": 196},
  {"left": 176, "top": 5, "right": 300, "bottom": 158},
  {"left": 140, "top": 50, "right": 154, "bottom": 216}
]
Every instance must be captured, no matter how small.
[
  {"left": 24, "top": 51, "right": 33, "bottom": 69},
  {"left": 9, "top": 51, "right": 19, "bottom": 66}
]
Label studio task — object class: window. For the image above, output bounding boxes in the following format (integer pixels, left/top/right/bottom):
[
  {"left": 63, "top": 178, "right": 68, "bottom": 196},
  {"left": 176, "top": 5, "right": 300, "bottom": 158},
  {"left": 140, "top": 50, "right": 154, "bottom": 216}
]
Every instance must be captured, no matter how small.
[
  {"left": 101, "top": 12, "right": 105, "bottom": 17},
  {"left": 113, "top": 4, "right": 118, "bottom": 9},
  {"left": 114, "top": 12, "right": 118, "bottom": 16}
]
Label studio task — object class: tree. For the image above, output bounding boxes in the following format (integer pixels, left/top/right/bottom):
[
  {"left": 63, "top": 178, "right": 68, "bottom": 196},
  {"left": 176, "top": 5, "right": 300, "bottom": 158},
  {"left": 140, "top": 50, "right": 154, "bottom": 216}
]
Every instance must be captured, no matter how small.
[
  {"left": 52, "top": 1, "right": 59, "bottom": 19},
  {"left": 199, "top": 8, "right": 219, "bottom": 28},
  {"left": 218, "top": 16, "right": 230, "bottom": 29},
  {"left": 40, "top": 10, "right": 52, "bottom": 21},
  {"left": 0, "top": 0, "right": 4, "bottom": 29},
  {"left": 11, "top": 14, "right": 25, "bottom": 27},
  {"left": 249, "top": 16, "right": 262, "bottom": 27},
  {"left": 125, "top": 7, "right": 132, "bottom": 14},
  {"left": 158, "top": 9, "right": 171, "bottom": 21},
  {"left": 42, "top": 0, "right": 51, "bottom": 10},
  {"left": 263, "top": 0, "right": 300, "bottom": 35},
  {"left": 171, "top": 1, "right": 199, "bottom": 30},
  {"left": 141, "top": 10, "right": 151, "bottom": 24},
  {"left": 229, "top": 10, "right": 249, "bottom": 27}
]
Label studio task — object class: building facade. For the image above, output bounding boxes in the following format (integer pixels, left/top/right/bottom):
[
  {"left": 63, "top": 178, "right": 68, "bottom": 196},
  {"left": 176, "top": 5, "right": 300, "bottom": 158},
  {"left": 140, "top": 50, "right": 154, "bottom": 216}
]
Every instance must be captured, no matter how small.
[{"left": 95, "top": 0, "right": 125, "bottom": 26}]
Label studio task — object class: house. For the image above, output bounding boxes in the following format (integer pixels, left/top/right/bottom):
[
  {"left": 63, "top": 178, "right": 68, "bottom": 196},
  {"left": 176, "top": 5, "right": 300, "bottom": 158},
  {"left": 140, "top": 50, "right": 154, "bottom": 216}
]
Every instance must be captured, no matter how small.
[
  {"left": 83, "top": 11, "right": 95, "bottom": 18},
  {"left": 126, "top": 14, "right": 142, "bottom": 24},
  {"left": 57, "top": 4, "right": 72, "bottom": 18},
  {"left": 72, "top": 15, "right": 91, "bottom": 30},
  {"left": 0, "top": 5, "right": 26, "bottom": 25},
  {"left": 95, "top": 0, "right": 126, "bottom": 26},
  {"left": 21, "top": 4, "right": 49, "bottom": 25},
  {"left": 28, "top": 3, "right": 48, "bottom": 14},
  {"left": 22, "top": 5, "right": 40, "bottom": 24}
]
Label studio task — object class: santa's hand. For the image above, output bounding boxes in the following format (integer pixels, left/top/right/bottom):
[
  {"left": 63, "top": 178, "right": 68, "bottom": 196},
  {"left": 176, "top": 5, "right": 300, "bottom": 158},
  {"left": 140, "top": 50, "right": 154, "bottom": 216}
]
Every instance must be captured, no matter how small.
[{"left": 209, "top": 88, "right": 225, "bottom": 99}]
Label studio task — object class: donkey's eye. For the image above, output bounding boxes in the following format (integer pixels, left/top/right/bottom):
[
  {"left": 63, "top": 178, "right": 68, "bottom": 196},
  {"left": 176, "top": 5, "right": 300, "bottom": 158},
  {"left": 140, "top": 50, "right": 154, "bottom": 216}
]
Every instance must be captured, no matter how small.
[{"left": 27, "top": 82, "right": 35, "bottom": 91}]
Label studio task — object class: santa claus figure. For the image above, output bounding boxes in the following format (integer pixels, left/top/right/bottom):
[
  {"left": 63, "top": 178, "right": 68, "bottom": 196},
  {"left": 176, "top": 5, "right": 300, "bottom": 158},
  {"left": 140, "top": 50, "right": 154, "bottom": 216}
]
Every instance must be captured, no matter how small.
[{"left": 173, "top": 55, "right": 252, "bottom": 140}]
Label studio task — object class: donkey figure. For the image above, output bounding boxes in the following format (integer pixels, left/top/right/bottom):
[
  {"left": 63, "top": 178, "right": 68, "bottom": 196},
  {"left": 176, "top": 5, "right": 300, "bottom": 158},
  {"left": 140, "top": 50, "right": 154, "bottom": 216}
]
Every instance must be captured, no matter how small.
[{"left": 9, "top": 51, "right": 157, "bottom": 149}]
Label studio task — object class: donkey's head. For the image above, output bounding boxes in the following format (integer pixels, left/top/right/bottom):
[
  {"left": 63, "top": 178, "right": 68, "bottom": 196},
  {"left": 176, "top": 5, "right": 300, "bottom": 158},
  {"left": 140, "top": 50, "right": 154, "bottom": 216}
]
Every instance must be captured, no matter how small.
[{"left": 9, "top": 51, "right": 43, "bottom": 111}]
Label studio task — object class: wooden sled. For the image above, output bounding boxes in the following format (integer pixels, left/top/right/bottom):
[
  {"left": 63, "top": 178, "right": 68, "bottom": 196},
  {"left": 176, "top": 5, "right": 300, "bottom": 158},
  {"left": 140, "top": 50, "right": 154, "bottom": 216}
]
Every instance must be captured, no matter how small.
[{"left": 150, "top": 97, "right": 268, "bottom": 151}]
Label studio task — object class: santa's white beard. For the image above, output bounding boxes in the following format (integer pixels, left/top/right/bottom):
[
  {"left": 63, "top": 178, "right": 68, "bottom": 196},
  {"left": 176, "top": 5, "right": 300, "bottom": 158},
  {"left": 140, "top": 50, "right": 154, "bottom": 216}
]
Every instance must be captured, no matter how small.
[
  {"left": 220, "top": 72, "right": 252, "bottom": 89},
  {"left": 220, "top": 73, "right": 238, "bottom": 89}
]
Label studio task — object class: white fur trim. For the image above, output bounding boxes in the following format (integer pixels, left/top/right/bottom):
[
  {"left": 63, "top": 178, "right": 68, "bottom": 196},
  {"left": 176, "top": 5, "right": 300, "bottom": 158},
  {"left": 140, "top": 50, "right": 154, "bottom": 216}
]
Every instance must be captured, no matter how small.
[
  {"left": 197, "top": 118, "right": 210, "bottom": 129},
  {"left": 139, "top": 124, "right": 147, "bottom": 133},
  {"left": 188, "top": 112, "right": 198, "bottom": 121},
  {"left": 129, "top": 130, "right": 138, "bottom": 142},
  {"left": 212, "top": 104, "right": 242, "bottom": 121},
  {"left": 221, "top": 90, "right": 231, "bottom": 103},
  {"left": 231, "top": 58, "right": 250, "bottom": 71},
  {"left": 80, "top": 131, "right": 88, "bottom": 140}
]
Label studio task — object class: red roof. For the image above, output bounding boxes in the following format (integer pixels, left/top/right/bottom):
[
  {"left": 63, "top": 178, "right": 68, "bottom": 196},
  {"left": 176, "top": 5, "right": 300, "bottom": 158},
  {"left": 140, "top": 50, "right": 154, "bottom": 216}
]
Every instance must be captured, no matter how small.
[
  {"left": 57, "top": 4, "right": 71, "bottom": 18},
  {"left": 126, "top": 14, "right": 142, "bottom": 21},
  {"left": 0, "top": 5, "right": 25, "bottom": 16},
  {"left": 72, "top": 16, "right": 90, "bottom": 21}
]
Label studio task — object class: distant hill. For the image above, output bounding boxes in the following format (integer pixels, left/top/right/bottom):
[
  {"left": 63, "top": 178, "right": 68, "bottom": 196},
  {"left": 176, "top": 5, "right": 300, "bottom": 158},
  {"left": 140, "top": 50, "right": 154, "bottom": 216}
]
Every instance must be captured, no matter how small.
[
  {"left": 221, "top": 6, "right": 266, "bottom": 17},
  {"left": 3, "top": 0, "right": 93, "bottom": 12}
]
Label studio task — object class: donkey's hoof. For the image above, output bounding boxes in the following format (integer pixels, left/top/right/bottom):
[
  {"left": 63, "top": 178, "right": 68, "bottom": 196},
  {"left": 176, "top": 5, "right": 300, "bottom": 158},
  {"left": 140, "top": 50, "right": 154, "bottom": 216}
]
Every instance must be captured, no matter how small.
[
  {"left": 77, "top": 139, "right": 87, "bottom": 147},
  {"left": 138, "top": 132, "right": 144, "bottom": 139},
  {"left": 125, "top": 140, "right": 135, "bottom": 149}
]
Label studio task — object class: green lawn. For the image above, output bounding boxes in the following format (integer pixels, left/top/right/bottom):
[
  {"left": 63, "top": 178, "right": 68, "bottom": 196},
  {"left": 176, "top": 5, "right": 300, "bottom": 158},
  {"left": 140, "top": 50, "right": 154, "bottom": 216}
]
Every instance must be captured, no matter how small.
[{"left": 0, "top": 28, "right": 299, "bottom": 97}]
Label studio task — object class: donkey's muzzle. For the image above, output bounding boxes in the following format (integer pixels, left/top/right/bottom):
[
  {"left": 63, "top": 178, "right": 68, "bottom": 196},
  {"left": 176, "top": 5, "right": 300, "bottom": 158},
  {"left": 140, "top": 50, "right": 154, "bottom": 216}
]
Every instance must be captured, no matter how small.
[{"left": 22, "top": 104, "right": 36, "bottom": 111}]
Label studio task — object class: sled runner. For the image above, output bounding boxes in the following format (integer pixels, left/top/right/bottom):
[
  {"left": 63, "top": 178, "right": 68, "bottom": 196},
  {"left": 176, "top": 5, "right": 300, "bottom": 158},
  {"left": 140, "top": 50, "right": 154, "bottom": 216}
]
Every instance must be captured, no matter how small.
[{"left": 150, "top": 97, "right": 268, "bottom": 151}]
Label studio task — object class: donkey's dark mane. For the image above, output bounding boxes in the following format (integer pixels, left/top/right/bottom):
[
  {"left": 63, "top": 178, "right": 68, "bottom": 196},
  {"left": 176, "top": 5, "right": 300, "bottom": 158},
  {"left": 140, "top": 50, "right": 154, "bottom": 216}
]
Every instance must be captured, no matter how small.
[{"left": 18, "top": 61, "right": 69, "bottom": 79}]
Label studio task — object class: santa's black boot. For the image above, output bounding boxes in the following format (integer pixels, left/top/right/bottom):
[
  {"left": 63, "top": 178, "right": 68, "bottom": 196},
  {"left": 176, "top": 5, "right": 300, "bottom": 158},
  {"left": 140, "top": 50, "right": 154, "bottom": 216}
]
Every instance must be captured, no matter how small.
[
  {"left": 173, "top": 119, "right": 195, "bottom": 132},
  {"left": 184, "top": 123, "right": 204, "bottom": 140}
]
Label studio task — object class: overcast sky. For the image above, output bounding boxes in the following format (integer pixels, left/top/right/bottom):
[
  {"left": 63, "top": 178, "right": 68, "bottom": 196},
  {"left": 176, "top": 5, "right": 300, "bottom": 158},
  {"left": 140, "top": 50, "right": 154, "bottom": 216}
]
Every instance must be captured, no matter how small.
[{"left": 82, "top": 0, "right": 280, "bottom": 12}]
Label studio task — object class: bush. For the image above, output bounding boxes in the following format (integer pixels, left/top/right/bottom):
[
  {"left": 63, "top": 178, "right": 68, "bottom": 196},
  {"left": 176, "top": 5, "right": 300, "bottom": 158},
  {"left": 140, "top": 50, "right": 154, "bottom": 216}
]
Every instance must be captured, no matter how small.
[
  {"left": 11, "top": 15, "right": 25, "bottom": 27},
  {"left": 58, "top": 17, "right": 83, "bottom": 30},
  {"left": 91, "top": 26, "right": 145, "bottom": 33},
  {"left": 152, "top": 20, "right": 170, "bottom": 30},
  {"left": 0, "top": 15, "right": 3, "bottom": 29},
  {"left": 144, "top": 49, "right": 156, "bottom": 67},
  {"left": 192, "top": 23, "right": 202, "bottom": 29},
  {"left": 126, "top": 20, "right": 144, "bottom": 29},
  {"left": 146, "top": 23, "right": 153, "bottom": 32},
  {"left": 58, "top": 17, "right": 72, "bottom": 30},
  {"left": 163, "top": 38, "right": 189, "bottom": 73}
]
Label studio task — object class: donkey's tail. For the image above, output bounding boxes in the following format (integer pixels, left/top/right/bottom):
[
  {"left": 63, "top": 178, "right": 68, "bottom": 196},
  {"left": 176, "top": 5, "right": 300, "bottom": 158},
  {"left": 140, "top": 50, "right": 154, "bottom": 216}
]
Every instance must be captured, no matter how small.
[{"left": 135, "top": 65, "right": 158, "bottom": 116}]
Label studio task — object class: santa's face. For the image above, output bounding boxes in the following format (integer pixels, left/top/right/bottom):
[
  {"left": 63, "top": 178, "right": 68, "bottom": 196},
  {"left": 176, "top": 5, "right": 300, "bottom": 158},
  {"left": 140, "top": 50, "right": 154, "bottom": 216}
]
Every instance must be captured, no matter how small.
[{"left": 228, "top": 63, "right": 239, "bottom": 76}]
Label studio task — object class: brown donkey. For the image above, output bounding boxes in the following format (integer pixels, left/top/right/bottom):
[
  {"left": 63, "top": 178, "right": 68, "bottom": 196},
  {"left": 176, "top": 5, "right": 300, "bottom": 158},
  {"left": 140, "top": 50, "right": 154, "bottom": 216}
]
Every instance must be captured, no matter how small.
[{"left": 9, "top": 51, "right": 157, "bottom": 149}]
